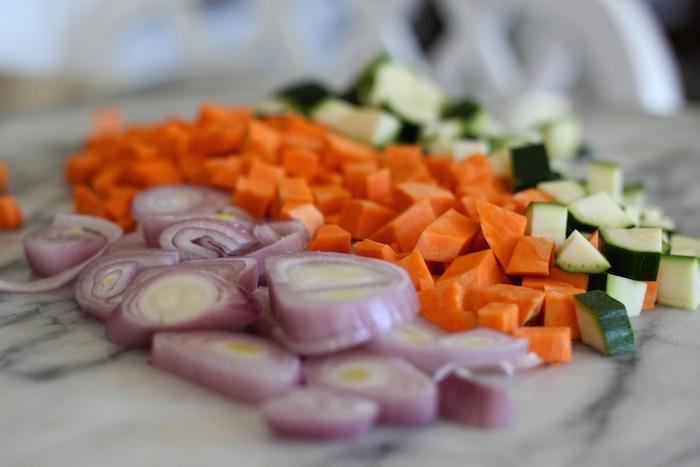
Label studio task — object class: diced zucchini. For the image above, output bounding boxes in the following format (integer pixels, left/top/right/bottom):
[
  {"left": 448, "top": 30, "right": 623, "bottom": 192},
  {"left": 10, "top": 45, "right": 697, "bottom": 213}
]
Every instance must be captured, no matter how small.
[
  {"left": 589, "top": 273, "right": 647, "bottom": 317},
  {"left": 574, "top": 290, "right": 635, "bottom": 356},
  {"left": 538, "top": 113, "right": 582, "bottom": 162},
  {"left": 567, "top": 191, "right": 635, "bottom": 232},
  {"left": 587, "top": 160, "right": 623, "bottom": 203},
  {"left": 311, "top": 97, "right": 401, "bottom": 147},
  {"left": 622, "top": 183, "right": 647, "bottom": 207},
  {"left": 669, "top": 233, "right": 700, "bottom": 257},
  {"left": 357, "top": 59, "right": 446, "bottom": 126},
  {"left": 525, "top": 202, "right": 568, "bottom": 248},
  {"left": 510, "top": 143, "right": 556, "bottom": 192},
  {"left": 275, "top": 81, "right": 332, "bottom": 115},
  {"left": 656, "top": 255, "right": 700, "bottom": 310},
  {"left": 420, "top": 119, "right": 463, "bottom": 154},
  {"left": 556, "top": 230, "right": 611, "bottom": 274},
  {"left": 536, "top": 179, "right": 587, "bottom": 204},
  {"left": 451, "top": 138, "right": 490, "bottom": 161},
  {"left": 600, "top": 227, "right": 662, "bottom": 281}
]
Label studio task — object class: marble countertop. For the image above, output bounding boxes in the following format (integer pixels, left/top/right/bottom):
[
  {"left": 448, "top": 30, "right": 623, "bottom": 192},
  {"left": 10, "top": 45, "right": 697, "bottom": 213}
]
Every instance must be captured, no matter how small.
[{"left": 2, "top": 78, "right": 700, "bottom": 467}]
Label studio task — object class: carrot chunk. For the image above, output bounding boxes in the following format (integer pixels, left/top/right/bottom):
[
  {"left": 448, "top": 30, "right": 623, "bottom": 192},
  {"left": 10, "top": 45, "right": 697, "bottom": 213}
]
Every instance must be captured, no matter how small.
[
  {"left": 418, "top": 282, "right": 478, "bottom": 332},
  {"left": 475, "top": 199, "right": 527, "bottom": 269},
  {"left": 477, "top": 283, "right": 546, "bottom": 326},
  {"left": 308, "top": 223, "right": 352, "bottom": 253},
  {"left": 513, "top": 326, "right": 572, "bottom": 364},
  {"left": 476, "top": 302, "right": 519, "bottom": 334},
  {"left": 352, "top": 238, "right": 399, "bottom": 263},
  {"left": 505, "top": 236, "right": 555, "bottom": 277},
  {"left": 414, "top": 209, "right": 480, "bottom": 263},
  {"left": 0, "top": 195, "right": 24, "bottom": 229}
]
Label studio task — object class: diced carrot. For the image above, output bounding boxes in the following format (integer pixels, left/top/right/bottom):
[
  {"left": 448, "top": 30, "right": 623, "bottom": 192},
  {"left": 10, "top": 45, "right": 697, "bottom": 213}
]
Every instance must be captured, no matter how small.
[
  {"left": 241, "top": 120, "right": 281, "bottom": 162},
  {"left": 273, "top": 177, "right": 314, "bottom": 218},
  {"left": 513, "top": 326, "right": 572, "bottom": 364},
  {"left": 371, "top": 199, "right": 437, "bottom": 253},
  {"left": 414, "top": 209, "right": 480, "bottom": 263},
  {"left": 342, "top": 161, "right": 379, "bottom": 198},
  {"left": 549, "top": 265, "right": 590, "bottom": 290},
  {"left": 352, "top": 238, "right": 399, "bottom": 263},
  {"left": 476, "top": 302, "right": 519, "bottom": 334},
  {"left": 364, "top": 167, "right": 392, "bottom": 206},
  {"left": 475, "top": 199, "right": 528, "bottom": 268},
  {"left": 308, "top": 223, "right": 352, "bottom": 253},
  {"left": 130, "top": 159, "right": 183, "bottom": 187},
  {"left": 91, "top": 166, "right": 124, "bottom": 198},
  {"left": 278, "top": 201, "right": 325, "bottom": 235},
  {"left": 543, "top": 286, "right": 585, "bottom": 339},
  {"left": 231, "top": 176, "right": 276, "bottom": 219},
  {"left": 311, "top": 184, "right": 352, "bottom": 215},
  {"left": 337, "top": 199, "right": 397, "bottom": 240},
  {"left": 281, "top": 148, "right": 320, "bottom": 180},
  {"left": 392, "top": 182, "right": 455, "bottom": 215},
  {"left": 0, "top": 161, "right": 7, "bottom": 193},
  {"left": 642, "top": 280, "right": 659, "bottom": 310},
  {"left": 477, "top": 283, "right": 546, "bottom": 326},
  {"left": 197, "top": 103, "right": 252, "bottom": 127},
  {"left": 0, "top": 195, "right": 24, "bottom": 229},
  {"left": 418, "top": 281, "right": 478, "bottom": 332},
  {"left": 323, "top": 132, "right": 378, "bottom": 171},
  {"left": 438, "top": 249, "right": 510, "bottom": 310},
  {"left": 505, "top": 236, "right": 555, "bottom": 277},
  {"left": 444, "top": 154, "right": 493, "bottom": 188},
  {"left": 422, "top": 155, "right": 453, "bottom": 185},
  {"left": 397, "top": 250, "right": 435, "bottom": 291},
  {"left": 247, "top": 158, "right": 286, "bottom": 184},
  {"left": 192, "top": 124, "right": 247, "bottom": 156},
  {"left": 382, "top": 144, "right": 423, "bottom": 176},
  {"left": 521, "top": 276, "right": 576, "bottom": 291},
  {"left": 391, "top": 162, "right": 435, "bottom": 184},
  {"left": 588, "top": 230, "right": 600, "bottom": 250},
  {"left": 73, "top": 184, "right": 106, "bottom": 217},
  {"left": 65, "top": 153, "right": 102, "bottom": 185},
  {"left": 205, "top": 156, "right": 243, "bottom": 190},
  {"left": 509, "top": 188, "right": 555, "bottom": 214}
]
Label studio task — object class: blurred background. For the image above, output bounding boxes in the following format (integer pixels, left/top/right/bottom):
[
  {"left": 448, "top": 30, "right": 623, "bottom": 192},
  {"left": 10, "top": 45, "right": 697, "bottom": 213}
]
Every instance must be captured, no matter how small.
[{"left": 0, "top": 0, "right": 698, "bottom": 117}]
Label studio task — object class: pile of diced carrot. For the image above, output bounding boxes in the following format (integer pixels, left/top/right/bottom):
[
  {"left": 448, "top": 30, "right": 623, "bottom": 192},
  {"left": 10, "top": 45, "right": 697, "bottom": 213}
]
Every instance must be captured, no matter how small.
[
  {"left": 0, "top": 160, "right": 24, "bottom": 230},
  {"left": 64, "top": 105, "right": 659, "bottom": 365}
]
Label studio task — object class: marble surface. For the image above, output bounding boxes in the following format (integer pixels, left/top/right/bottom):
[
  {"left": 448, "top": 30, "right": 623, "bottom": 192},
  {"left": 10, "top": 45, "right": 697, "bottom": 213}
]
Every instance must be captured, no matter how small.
[{"left": 2, "top": 79, "right": 700, "bottom": 467}]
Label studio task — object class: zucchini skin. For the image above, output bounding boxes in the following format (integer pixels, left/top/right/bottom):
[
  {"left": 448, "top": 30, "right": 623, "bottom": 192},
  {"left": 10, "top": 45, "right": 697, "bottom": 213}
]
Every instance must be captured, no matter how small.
[
  {"left": 602, "top": 242, "right": 661, "bottom": 281},
  {"left": 574, "top": 290, "right": 635, "bottom": 356}
]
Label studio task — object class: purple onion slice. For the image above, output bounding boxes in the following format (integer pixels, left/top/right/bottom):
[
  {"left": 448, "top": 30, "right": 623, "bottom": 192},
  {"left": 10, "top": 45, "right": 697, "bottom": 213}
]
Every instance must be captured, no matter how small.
[
  {"left": 103, "top": 230, "right": 147, "bottom": 254},
  {"left": 371, "top": 326, "right": 529, "bottom": 374},
  {"left": 74, "top": 248, "right": 182, "bottom": 321},
  {"left": 141, "top": 206, "right": 255, "bottom": 248},
  {"left": 0, "top": 214, "right": 122, "bottom": 293},
  {"left": 261, "top": 386, "right": 379, "bottom": 439},
  {"left": 131, "top": 184, "right": 231, "bottom": 224},
  {"left": 437, "top": 367, "right": 515, "bottom": 429},
  {"left": 23, "top": 225, "right": 107, "bottom": 277},
  {"left": 183, "top": 257, "right": 259, "bottom": 290},
  {"left": 245, "top": 221, "right": 310, "bottom": 276},
  {"left": 105, "top": 268, "right": 260, "bottom": 347},
  {"left": 303, "top": 350, "right": 438, "bottom": 426},
  {"left": 266, "top": 252, "right": 419, "bottom": 353},
  {"left": 159, "top": 218, "right": 257, "bottom": 260},
  {"left": 151, "top": 331, "right": 301, "bottom": 405}
]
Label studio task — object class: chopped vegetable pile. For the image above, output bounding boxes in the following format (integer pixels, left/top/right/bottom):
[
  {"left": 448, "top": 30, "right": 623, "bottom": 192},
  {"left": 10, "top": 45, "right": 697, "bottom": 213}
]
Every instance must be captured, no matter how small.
[{"left": 2, "top": 57, "right": 700, "bottom": 439}]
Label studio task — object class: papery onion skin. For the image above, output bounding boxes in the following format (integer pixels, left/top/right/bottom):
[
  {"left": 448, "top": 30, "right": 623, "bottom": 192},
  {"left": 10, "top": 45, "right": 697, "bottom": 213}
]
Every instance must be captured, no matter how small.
[
  {"left": 74, "top": 248, "right": 182, "bottom": 321},
  {"left": 261, "top": 386, "right": 379, "bottom": 439},
  {"left": 303, "top": 350, "right": 438, "bottom": 426},
  {"left": 151, "top": 331, "right": 301, "bottom": 405},
  {"left": 23, "top": 225, "right": 107, "bottom": 277},
  {"left": 158, "top": 218, "right": 257, "bottom": 260},
  {"left": 105, "top": 268, "right": 261, "bottom": 348},
  {"left": 437, "top": 368, "right": 515, "bottom": 429}
]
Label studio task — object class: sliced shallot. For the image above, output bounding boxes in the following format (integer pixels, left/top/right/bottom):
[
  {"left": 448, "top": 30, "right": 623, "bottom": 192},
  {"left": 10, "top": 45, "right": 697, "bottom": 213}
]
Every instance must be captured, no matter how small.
[
  {"left": 105, "top": 267, "right": 260, "bottom": 347},
  {"left": 245, "top": 221, "right": 310, "bottom": 276},
  {"left": 0, "top": 214, "right": 122, "bottom": 293},
  {"left": 23, "top": 225, "right": 107, "bottom": 277},
  {"left": 261, "top": 386, "right": 379, "bottom": 439},
  {"left": 303, "top": 350, "right": 438, "bottom": 426},
  {"left": 266, "top": 252, "right": 419, "bottom": 353},
  {"left": 74, "top": 248, "right": 182, "bottom": 321},
  {"left": 436, "top": 367, "right": 515, "bottom": 429},
  {"left": 183, "top": 257, "right": 259, "bottom": 290},
  {"left": 131, "top": 184, "right": 231, "bottom": 225},
  {"left": 151, "top": 331, "right": 301, "bottom": 405},
  {"left": 159, "top": 218, "right": 257, "bottom": 260}
]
